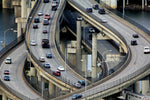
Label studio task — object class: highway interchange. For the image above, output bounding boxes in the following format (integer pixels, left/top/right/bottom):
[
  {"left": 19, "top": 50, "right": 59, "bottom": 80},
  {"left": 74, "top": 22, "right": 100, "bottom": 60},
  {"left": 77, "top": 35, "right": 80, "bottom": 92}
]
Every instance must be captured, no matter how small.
[{"left": 0, "top": 0, "right": 150, "bottom": 99}]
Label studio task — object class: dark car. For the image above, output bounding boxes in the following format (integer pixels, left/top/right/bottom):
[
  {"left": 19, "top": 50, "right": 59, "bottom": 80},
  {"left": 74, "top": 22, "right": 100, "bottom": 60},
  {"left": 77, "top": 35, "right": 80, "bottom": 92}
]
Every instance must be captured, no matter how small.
[
  {"left": 46, "top": 53, "right": 52, "bottom": 58},
  {"left": 51, "top": 5, "right": 57, "bottom": 11},
  {"left": 43, "top": 0, "right": 49, "bottom": 3},
  {"left": 43, "top": 19, "right": 49, "bottom": 25},
  {"left": 131, "top": 40, "right": 137, "bottom": 45},
  {"left": 53, "top": 70, "right": 61, "bottom": 76},
  {"left": 43, "top": 29, "right": 48, "bottom": 33},
  {"left": 42, "top": 39, "right": 50, "bottom": 48},
  {"left": 109, "top": 69, "right": 114, "bottom": 75},
  {"left": 4, "top": 70, "right": 9, "bottom": 74},
  {"left": 33, "top": 24, "right": 38, "bottom": 29},
  {"left": 72, "top": 94, "right": 82, "bottom": 99},
  {"left": 4, "top": 76, "right": 10, "bottom": 81},
  {"left": 73, "top": 83, "right": 81, "bottom": 88},
  {"left": 98, "top": 8, "right": 105, "bottom": 14},
  {"left": 34, "top": 17, "right": 40, "bottom": 23},
  {"left": 133, "top": 33, "right": 139, "bottom": 38},
  {"left": 86, "top": 8, "right": 92, "bottom": 13},
  {"left": 92, "top": 4, "right": 99, "bottom": 9},
  {"left": 78, "top": 80, "right": 85, "bottom": 85}
]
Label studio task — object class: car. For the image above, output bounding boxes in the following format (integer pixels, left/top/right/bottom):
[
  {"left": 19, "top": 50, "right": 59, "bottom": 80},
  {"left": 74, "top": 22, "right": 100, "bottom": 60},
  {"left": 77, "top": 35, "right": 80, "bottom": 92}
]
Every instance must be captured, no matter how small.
[
  {"left": 43, "top": 0, "right": 49, "bottom": 3},
  {"left": 38, "top": 11, "right": 43, "bottom": 16},
  {"left": 73, "top": 82, "right": 81, "bottom": 88},
  {"left": 133, "top": 33, "right": 139, "bottom": 38},
  {"left": 4, "top": 76, "right": 10, "bottom": 81},
  {"left": 76, "top": 16, "right": 82, "bottom": 21},
  {"left": 144, "top": 46, "right": 150, "bottom": 54},
  {"left": 109, "top": 69, "right": 114, "bottom": 75},
  {"left": 44, "top": 13, "right": 50, "bottom": 20},
  {"left": 72, "top": 94, "right": 82, "bottom": 99},
  {"left": 43, "top": 29, "right": 48, "bottom": 33},
  {"left": 98, "top": 8, "right": 105, "bottom": 14},
  {"left": 52, "top": 1, "right": 58, "bottom": 7},
  {"left": 89, "top": 28, "right": 95, "bottom": 33},
  {"left": 78, "top": 80, "right": 85, "bottom": 85},
  {"left": 30, "top": 40, "right": 37, "bottom": 46},
  {"left": 43, "top": 19, "right": 49, "bottom": 25},
  {"left": 131, "top": 40, "right": 137, "bottom": 45},
  {"left": 34, "top": 17, "right": 40, "bottom": 23},
  {"left": 39, "top": 57, "right": 45, "bottom": 62},
  {"left": 46, "top": 53, "right": 52, "bottom": 58},
  {"left": 57, "top": 66, "right": 65, "bottom": 71},
  {"left": 53, "top": 70, "right": 61, "bottom": 76},
  {"left": 51, "top": 5, "right": 57, "bottom": 11},
  {"left": 42, "top": 39, "right": 50, "bottom": 48},
  {"left": 5, "top": 57, "right": 11, "bottom": 64},
  {"left": 86, "top": 8, "right": 92, "bottom": 13},
  {"left": 101, "top": 18, "right": 107, "bottom": 23},
  {"left": 33, "top": 24, "right": 38, "bottom": 29},
  {"left": 44, "top": 63, "right": 50, "bottom": 68},
  {"left": 92, "top": 4, "right": 99, "bottom": 9},
  {"left": 4, "top": 70, "right": 9, "bottom": 74}
]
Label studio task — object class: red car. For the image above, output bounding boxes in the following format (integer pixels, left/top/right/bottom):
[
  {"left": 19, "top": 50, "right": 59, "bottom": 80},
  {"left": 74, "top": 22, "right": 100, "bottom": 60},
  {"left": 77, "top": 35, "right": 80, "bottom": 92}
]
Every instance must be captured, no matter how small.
[
  {"left": 53, "top": 70, "right": 61, "bottom": 76},
  {"left": 4, "top": 70, "right": 9, "bottom": 74},
  {"left": 44, "top": 13, "right": 50, "bottom": 20}
]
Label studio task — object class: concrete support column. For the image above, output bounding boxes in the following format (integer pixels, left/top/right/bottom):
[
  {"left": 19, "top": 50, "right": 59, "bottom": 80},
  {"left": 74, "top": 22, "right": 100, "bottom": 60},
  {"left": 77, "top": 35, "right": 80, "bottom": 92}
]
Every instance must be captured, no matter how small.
[
  {"left": 92, "top": 33, "right": 97, "bottom": 82},
  {"left": 134, "top": 81, "right": 141, "bottom": 93},
  {"left": 30, "top": 67, "right": 35, "bottom": 76},
  {"left": 37, "top": 72, "right": 41, "bottom": 82},
  {"left": 142, "top": 77, "right": 150, "bottom": 96},
  {"left": 17, "top": 22, "right": 22, "bottom": 38},
  {"left": 119, "top": 45, "right": 124, "bottom": 53},
  {"left": 142, "top": 0, "right": 145, "bottom": 10},
  {"left": 127, "top": 0, "right": 129, "bottom": 5},
  {"left": 76, "top": 20, "right": 82, "bottom": 71},
  {"left": 3, "top": 0, "right": 12, "bottom": 8},
  {"left": 2, "top": 93, "right": 7, "bottom": 100},
  {"left": 110, "top": 0, "right": 117, "bottom": 9},
  {"left": 14, "top": 6, "right": 21, "bottom": 18},
  {"left": 145, "top": 0, "right": 147, "bottom": 6},
  {"left": 21, "top": 0, "right": 27, "bottom": 18},
  {"left": 49, "top": 82, "right": 55, "bottom": 95}
]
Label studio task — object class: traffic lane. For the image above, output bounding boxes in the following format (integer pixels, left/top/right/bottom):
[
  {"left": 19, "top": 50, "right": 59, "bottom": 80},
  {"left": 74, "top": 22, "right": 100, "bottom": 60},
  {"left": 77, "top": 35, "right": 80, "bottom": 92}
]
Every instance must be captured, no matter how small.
[{"left": 0, "top": 44, "right": 41, "bottom": 99}]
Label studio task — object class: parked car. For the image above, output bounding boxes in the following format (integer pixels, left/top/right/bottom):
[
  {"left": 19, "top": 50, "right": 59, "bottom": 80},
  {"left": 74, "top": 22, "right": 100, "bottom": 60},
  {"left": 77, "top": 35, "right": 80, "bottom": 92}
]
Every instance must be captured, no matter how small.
[
  {"left": 43, "top": 19, "right": 49, "bottom": 25},
  {"left": 4, "top": 70, "right": 9, "bottom": 74},
  {"left": 30, "top": 40, "right": 37, "bottom": 46},
  {"left": 53, "top": 70, "right": 61, "bottom": 76},
  {"left": 5, "top": 57, "right": 11, "bottom": 64},
  {"left": 38, "top": 11, "right": 43, "bottom": 16},
  {"left": 57, "top": 66, "right": 65, "bottom": 71},
  {"left": 39, "top": 57, "right": 45, "bottom": 62},
  {"left": 44, "top": 13, "right": 50, "bottom": 20},
  {"left": 41, "top": 39, "right": 50, "bottom": 48},
  {"left": 144, "top": 46, "right": 150, "bottom": 54},
  {"left": 92, "top": 4, "right": 99, "bottom": 9},
  {"left": 86, "top": 7, "right": 92, "bottom": 13},
  {"left": 78, "top": 80, "right": 85, "bottom": 85},
  {"left": 98, "top": 8, "right": 105, "bottom": 14},
  {"left": 44, "top": 63, "right": 50, "bottom": 68},
  {"left": 89, "top": 28, "right": 95, "bottom": 33},
  {"left": 131, "top": 40, "right": 137, "bottom": 45},
  {"left": 4, "top": 76, "right": 10, "bottom": 81},
  {"left": 43, "top": 29, "right": 48, "bottom": 33},
  {"left": 73, "top": 82, "right": 81, "bottom": 88},
  {"left": 33, "top": 24, "right": 38, "bottom": 29},
  {"left": 34, "top": 17, "right": 40, "bottom": 23},
  {"left": 133, "top": 33, "right": 139, "bottom": 38},
  {"left": 72, "top": 94, "right": 82, "bottom": 99},
  {"left": 46, "top": 53, "right": 52, "bottom": 58}
]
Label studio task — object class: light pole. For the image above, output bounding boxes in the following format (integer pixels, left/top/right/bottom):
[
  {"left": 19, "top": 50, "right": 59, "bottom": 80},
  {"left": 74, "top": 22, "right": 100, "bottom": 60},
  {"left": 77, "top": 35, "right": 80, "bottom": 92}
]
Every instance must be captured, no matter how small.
[{"left": 123, "top": 0, "right": 125, "bottom": 18}]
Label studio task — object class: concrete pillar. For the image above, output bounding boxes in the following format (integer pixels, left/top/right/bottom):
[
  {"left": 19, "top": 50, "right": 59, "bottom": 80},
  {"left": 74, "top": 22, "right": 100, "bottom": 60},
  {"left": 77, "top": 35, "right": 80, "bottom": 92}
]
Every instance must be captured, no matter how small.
[
  {"left": 21, "top": 0, "right": 27, "bottom": 18},
  {"left": 119, "top": 45, "right": 124, "bottom": 53},
  {"left": 3, "top": 0, "right": 12, "bottom": 8},
  {"left": 145, "top": 0, "right": 147, "bottom": 6},
  {"left": 92, "top": 33, "right": 97, "bottom": 82},
  {"left": 127, "top": 0, "right": 129, "bottom": 5},
  {"left": 142, "top": 0, "right": 144, "bottom": 10},
  {"left": 30, "top": 67, "right": 35, "bottom": 76},
  {"left": 111, "top": 0, "right": 117, "bottom": 9},
  {"left": 17, "top": 22, "right": 22, "bottom": 38},
  {"left": 14, "top": 6, "right": 21, "bottom": 18},
  {"left": 27, "top": 8, "right": 31, "bottom": 18},
  {"left": 49, "top": 82, "right": 55, "bottom": 95},
  {"left": 37, "top": 72, "right": 41, "bottom": 82},
  {"left": 31, "top": 0, "right": 35, "bottom": 9},
  {"left": 142, "top": 77, "right": 150, "bottom": 96},
  {"left": 76, "top": 20, "right": 82, "bottom": 71},
  {"left": 2, "top": 93, "right": 7, "bottom": 100},
  {"left": 134, "top": 81, "right": 141, "bottom": 93}
]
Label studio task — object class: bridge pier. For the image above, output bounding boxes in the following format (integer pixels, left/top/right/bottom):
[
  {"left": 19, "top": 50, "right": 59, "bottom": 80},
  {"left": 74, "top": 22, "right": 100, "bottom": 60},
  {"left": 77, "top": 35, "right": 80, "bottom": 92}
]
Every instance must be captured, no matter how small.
[
  {"left": 12, "top": 0, "right": 21, "bottom": 18},
  {"left": 142, "top": 76, "right": 150, "bottom": 96},
  {"left": 134, "top": 81, "right": 141, "bottom": 93},
  {"left": 2, "top": 93, "right": 7, "bottom": 100},
  {"left": 49, "top": 82, "right": 55, "bottom": 95},
  {"left": 2, "top": 0, "right": 13, "bottom": 8},
  {"left": 92, "top": 33, "right": 97, "bottom": 82}
]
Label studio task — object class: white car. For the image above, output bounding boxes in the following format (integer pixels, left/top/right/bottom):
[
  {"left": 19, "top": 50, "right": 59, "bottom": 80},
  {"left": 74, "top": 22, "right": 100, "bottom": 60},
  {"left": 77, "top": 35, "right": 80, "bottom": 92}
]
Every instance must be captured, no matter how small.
[
  {"left": 39, "top": 57, "right": 45, "bottom": 62},
  {"left": 38, "top": 11, "right": 43, "bottom": 16},
  {"left": 144, "top": 46, "right": 150, "bottom": 54},
  {"left": 57, "top": 66, "right": 65, "bottom": 71},
  {"left": 88, "top": 28, "right": 95, "bottom": 33},
  {"left": 5, "top": 57, "right": 11, "bottom": 64},
  {"left": 101, "top": 18, "right": 107, "bottom": 23},
  {"left": 44, "top": 63, "right": 50, "bottom": 68},
  {"left": 30, "top": 40, "right": 37, "bottom": 46}
]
